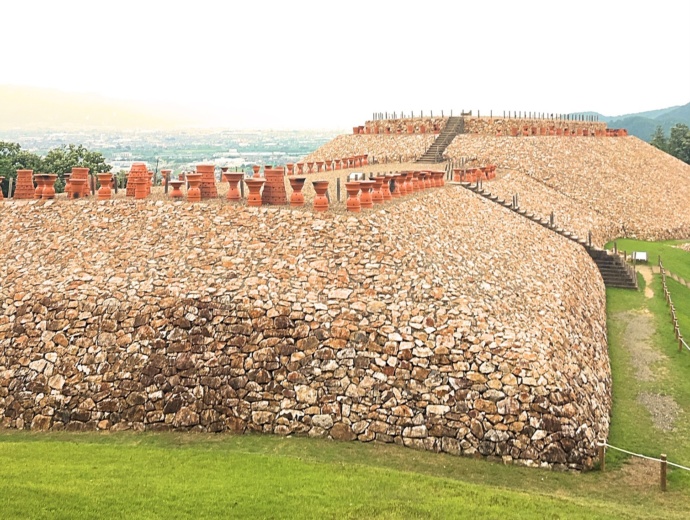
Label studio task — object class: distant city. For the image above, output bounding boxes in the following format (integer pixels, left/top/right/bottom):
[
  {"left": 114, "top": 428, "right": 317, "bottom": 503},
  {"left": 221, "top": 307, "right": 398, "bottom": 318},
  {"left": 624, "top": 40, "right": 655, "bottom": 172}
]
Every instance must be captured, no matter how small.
[{"left": 0, "top": 129, "right": 342, "bottom": 174}]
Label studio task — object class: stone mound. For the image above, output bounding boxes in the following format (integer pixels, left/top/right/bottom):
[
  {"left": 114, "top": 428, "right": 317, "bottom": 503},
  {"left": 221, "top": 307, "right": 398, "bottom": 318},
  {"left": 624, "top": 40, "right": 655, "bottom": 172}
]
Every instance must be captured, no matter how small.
[
  {"left": 444, "top": 135, "right": 690, "bottom": 241},
  {"left": 0, "top": 189, "right": 609, "bottom": 469},
  {"left": 303, "top": 134, "right": 435, "bottom": 164}
]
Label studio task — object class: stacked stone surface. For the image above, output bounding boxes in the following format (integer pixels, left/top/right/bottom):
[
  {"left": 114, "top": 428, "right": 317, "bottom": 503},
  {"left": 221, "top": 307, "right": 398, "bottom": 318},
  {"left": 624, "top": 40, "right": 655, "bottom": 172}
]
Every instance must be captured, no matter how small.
[
  {"left": 444, "top": 136, "right": 690, "bottom": 242},
  {"left": 364, "top": 117, "right": 449, "bottom": 135},
  {"left": 303, "top": 135, "right": 436, "bottom": 164},
  {"left": 0, "top": 188, "right": 609, "bottom": 470},
  {"left": 462, "top": 117, "right": 607, "bottom": 136}
]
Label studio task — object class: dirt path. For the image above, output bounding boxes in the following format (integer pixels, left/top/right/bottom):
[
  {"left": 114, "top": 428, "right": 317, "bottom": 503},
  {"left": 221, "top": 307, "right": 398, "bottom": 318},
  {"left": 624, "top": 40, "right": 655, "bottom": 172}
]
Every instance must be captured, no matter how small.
[
  {"left": 614, "top": 310, "right": 680, "bottom": 431},
  {"left": 636, "top": 266, "right": 654, "bottom": 299}
]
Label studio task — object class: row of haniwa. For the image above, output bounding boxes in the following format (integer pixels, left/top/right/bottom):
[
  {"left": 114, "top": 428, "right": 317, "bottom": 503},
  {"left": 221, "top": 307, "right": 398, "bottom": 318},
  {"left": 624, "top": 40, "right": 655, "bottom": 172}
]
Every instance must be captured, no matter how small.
[
  {"left": 498, "top": 126, "right": 629, "bottom": 137},
  {"left": 282, "top": 155, "right": 369, "bottom": 175},
  {"left": 452, "top": 165, "right": 497, "bottom": 183},
  {"left": 343, "top": 170, "right": 446, "bottom": 213}
]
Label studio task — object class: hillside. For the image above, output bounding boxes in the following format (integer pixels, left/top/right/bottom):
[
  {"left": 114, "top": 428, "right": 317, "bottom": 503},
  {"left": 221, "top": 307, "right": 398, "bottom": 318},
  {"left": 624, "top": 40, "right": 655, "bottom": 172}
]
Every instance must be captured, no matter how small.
[
  {"left": 573, "top": 102, "right": 690, "bottom": 141},
  {"left": 0, "top": 85, "right": 200, "bottom": 130}
]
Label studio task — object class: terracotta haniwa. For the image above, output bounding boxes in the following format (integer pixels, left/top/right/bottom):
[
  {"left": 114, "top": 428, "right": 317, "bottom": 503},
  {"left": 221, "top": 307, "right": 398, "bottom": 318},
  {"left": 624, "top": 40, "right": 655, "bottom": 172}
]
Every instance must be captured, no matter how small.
[
  {"left": 0, "top": 176, "right": 4, "bottom": 200},
  {"left": 288, "top": 177, "right": 306, "bottom": 207},
  {"left": 186, "top": 173, "right": 202, "bottom": 203},
  {"left": 169, "top": 180, "right": 185, "bottom": 199},
  {"left": 126, "top": 163, "right": 148, "bottom": 198},
  {"left": 43, "top": 174, "right": 58, "bottom": 199},
  {"left": 262, "top": 168, "right": 288, "bottom": 206},
  {"left": 345, "top": 181, "right": 361, "bottom": 212},
  {"left": 13, "top": 169, "right": 36, "bottom": 200},
  {"left": 70, "top": 177, "right": 87, "bottom": 199},
  {"left": 71, "top": 167, "right": 90, "bottom": 198},
  {"left": 245, "top": 178, "right": 266, "bottom": 207},
  {"left": 34, "top": 173, "right": 47, "bottom": 199},
  {"left": 312, "top": 180, "right": 329, "bottom": 212},
  {"left": 97, "top": 173, "right": 113, "bottom": 200},
  {"left": 359, "top": 180, "right": 374, "bottom": 209},
  {"left": 252, "top": 165, "right": 261, "bottom": 177},
  {"left": 224, "top": 172, "right": 244, "bottom": 201},
  {"left": 371, "top": 177, "right": 384, "bottom": 204},
  {"left": 393, "top": 172, "right": 410, "bottom": 197},
  {"left": 196, "top": 164, "right": 217, "bottom": 199}
]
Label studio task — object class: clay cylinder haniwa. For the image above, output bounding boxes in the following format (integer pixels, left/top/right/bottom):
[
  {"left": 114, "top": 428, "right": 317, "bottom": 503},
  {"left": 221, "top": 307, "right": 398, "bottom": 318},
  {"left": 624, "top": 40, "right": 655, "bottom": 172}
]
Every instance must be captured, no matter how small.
[
  {"left": 169, "top": 180, "right": 184, "bottom": 198},
  {"left": 245, "top": 178, "right": 265, "bottom": 207},
  {"left": 186, "top": 173, "right": 202, "bottom": 203},
  {"left": 43, "top": 174, "right": 58, "bottom": 199},
  {"left": 289, "top": 177, "right": 306, "bottom": 207},
  {"left": 359, "top": 180, "right": 374, "bottom": 209},
  {"left": 345, "top": 181, "right": 361, "bottom": 212},
  {"left": 312, "top": 180, "right": 329, "bottom": 212}
]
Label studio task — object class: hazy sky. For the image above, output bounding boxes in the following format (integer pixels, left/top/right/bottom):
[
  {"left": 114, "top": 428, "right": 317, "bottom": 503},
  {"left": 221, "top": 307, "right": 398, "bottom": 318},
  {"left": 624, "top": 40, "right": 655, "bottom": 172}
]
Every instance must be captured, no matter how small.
[{"left": 2, "top": 0, "right": 689, "bottom": 129}]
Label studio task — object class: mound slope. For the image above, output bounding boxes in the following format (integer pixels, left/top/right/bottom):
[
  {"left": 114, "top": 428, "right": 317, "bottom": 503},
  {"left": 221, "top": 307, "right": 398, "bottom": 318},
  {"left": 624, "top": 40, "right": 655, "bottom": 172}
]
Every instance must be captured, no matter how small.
[
  {"left": 445, "top": 135, "right": 690, "bottom": 241},
  {"left": 0, "top": 188, "right": 609, "bottom": 468},
  {"left": 303, "top": 134, "right": 435, "bottom": 163}
]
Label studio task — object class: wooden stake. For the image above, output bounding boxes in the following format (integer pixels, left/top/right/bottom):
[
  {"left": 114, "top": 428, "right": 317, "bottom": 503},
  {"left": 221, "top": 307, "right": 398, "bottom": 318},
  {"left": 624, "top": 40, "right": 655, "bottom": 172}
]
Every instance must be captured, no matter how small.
[
  {"left": 660, "top": 454, "right": 667, "bottom": 491},
  {"left": 598, "top": 441, "right": 606, "bottom": 472}
]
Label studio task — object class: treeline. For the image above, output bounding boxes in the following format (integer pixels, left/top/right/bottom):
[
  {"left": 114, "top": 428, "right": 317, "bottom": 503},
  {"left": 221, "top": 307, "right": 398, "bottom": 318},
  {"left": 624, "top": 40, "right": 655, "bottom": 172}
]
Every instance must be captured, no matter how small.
[
  {"left": 650, "top": 124, "right": 690, "bottom": 165},
  {"left": 0, "top": 142, "right": 111, "bottom": 196}
]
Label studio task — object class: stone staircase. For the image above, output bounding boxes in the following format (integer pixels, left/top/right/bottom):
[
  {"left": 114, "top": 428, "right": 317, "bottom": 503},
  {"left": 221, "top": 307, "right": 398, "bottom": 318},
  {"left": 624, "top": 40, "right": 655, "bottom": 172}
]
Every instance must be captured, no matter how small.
[
  {"left": 417, "top": 116, "right": 465, "bottom": 163},
  {"left": 459, "top": 182, "right": 638, "bottom": 290},
  {"left": 586, "top": 248, "right": 638, "bottom": 289}
]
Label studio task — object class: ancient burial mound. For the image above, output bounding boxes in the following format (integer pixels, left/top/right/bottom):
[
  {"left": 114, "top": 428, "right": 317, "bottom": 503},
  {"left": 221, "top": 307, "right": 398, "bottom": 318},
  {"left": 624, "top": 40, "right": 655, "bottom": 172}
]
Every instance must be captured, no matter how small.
[
  {"left": 303, "top": 134, "right": 436, "bottom": 164},
  {"left": 444, "top": 135, "right": 690, "bottom": 243},
  {"left": 0, "top": 188, "right": 609, "bottom": 470}
]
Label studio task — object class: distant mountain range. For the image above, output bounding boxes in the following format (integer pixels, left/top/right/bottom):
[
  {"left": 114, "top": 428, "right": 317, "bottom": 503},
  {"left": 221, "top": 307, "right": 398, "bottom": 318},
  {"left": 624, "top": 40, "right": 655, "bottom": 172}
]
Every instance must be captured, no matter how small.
[
  {"left": 0, "top": 85, "right": 201, "bottom": 131},
  {"left": 572, "top": 102, "right": 690, "bottom": 141}
]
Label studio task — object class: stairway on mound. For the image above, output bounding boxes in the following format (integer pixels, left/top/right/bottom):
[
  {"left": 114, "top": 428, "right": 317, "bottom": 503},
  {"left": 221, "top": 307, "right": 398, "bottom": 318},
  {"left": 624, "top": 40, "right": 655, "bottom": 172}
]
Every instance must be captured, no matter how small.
[
  {"left": 417, "top": 116, "right": 465, "bottom": 163},
  {"left": 458, "top": 182, "right": 638, "bottom": 290}
]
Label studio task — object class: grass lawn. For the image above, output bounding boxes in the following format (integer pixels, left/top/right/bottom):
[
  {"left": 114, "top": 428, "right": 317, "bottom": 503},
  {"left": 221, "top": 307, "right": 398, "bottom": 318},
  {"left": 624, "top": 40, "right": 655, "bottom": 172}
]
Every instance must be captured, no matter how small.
[
  {"left": 606, "top": 238, "right": 690, "bottom": 280},
  {"left": 1, "top": 244, "right": 690, "bottom": 518}
]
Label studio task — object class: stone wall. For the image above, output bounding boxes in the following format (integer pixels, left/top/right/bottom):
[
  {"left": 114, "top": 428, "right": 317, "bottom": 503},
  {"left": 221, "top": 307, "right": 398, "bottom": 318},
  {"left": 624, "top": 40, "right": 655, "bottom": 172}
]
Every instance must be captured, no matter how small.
[{"left": 0, "top": 188, "right": 610, "bottom": 469}]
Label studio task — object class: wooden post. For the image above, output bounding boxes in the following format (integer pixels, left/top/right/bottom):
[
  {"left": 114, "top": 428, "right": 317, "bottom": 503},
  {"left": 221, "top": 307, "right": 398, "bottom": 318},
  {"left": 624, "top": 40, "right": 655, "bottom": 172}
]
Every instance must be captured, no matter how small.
[
  {"left": 660, "top": 454, "right": 667, "bottom": 491},
  {"left": 240, "top": 178, "right": 245, "bottom": 198},
  {"left": 598, "top": 441, "right": 606, "bottom": 471},
  {"left": 680, "top": 337, "right": 684, "bottom": 352},
  {"left": 336, "top": 177, "right": 341, "bottom": 202},
  {"left": 8, "top": 177, "right": 14, "bottom": 198}
]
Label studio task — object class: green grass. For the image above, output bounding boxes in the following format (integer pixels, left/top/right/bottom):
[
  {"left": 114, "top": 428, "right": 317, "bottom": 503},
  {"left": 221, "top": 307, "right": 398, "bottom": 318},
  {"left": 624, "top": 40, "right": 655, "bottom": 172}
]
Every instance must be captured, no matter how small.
[
  {"left": 0, "top": 431, "right": 688, "bottom": 519},
  {"left": 2, "top": 243, "right": 690, "bottom": 518},
  {"left": 666, "top": 278, "right": 690, "bottom": 343},
  {"left": 606, "top": 238, "right": 690, "bottom": 280}
]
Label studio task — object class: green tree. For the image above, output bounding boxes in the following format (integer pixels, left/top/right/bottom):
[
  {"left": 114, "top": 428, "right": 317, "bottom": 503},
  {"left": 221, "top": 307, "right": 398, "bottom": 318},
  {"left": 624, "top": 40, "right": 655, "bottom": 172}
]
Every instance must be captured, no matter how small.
[
  {"left": 0, "top": 141, "right": 42, "bottom": 197},
  {"left": 41, "top": 144, "right": 112, "bottom": 193},
  {"left": 649, "top": 126, "right": 668, "bottom": 153},
  {"left": 667, "top": 123, "right": 690, "bottom": 165}
]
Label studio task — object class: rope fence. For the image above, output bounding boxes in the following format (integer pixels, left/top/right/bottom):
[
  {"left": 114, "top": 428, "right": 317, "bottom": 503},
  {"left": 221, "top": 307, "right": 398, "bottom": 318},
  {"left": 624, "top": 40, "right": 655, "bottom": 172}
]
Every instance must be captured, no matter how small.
[
  {"left": 658, "top": 257, "right": 689, "bottom": 353},
  {"left": 598, "top": 441, "right": 690, "bottom": 492}
]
